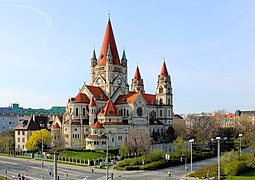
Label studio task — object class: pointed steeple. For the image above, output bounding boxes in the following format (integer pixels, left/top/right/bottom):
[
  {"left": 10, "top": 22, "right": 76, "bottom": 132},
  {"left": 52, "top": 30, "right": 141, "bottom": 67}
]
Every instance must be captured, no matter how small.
[
  {"left": 92, "top": 48, "right": 97, "bottom": 59},
  {"left": 98, "top": 19, "right": 120, "bottom": 65},
  {"left": 131, "top": 66, "right": 145, "bottom": 93},
  {"left": 121, "top": 49, "right": 127, "bottom": 60},
  {"left": 160, "top": 61, "right": 169, "bottom": 79},
  {"left": 107, "top": 44, "right": 112, "bottom": 57},
  {"left": 134, "top": 66, "right": 141, "bottom": 81}
]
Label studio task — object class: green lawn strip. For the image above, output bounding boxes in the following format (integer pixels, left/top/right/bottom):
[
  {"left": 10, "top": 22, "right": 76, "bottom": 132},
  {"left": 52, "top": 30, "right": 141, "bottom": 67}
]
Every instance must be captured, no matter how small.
[
  {"left": 189, "top": 164, "right": 218, "bottom": 179},
  {"left": 0, "top": 153, "right": 32, "bottom": 159},
  {"left": 226, "top": 169, "right": 255, "bottom": 180},
  {"left": 35, "top": 158, "right": 88, "bottom": 167},
  {"left": 59, "top": 151, "right": 117, "bottom": 160}
]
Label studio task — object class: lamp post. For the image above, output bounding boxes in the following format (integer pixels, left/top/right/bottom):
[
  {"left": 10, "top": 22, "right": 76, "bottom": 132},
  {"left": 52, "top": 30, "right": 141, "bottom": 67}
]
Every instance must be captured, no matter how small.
[
  {"left": 41, "top": 130, "right": 44, "bottom": 168},
  {"left": 239, "top": 134, "right": 243, "bottom": 158},
  {"left": 189, "top": 139, "right": 194, "bottom": 173},
  {"left": 180, "top": 157, "right": 187, "bottom": 180},
  {"left": 216, "top": 137, "right": 221, "bottom": 180},
  {"left": 106, "top": 135, "right": 109, "bottom": 180}
]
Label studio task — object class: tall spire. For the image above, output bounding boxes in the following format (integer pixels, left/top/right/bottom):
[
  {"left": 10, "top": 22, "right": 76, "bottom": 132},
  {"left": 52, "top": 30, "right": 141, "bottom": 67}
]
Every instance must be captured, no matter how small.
[
  {"left": 98, "top": 18, "right": 120, "bottom": 65},
  {"left": 134, "top": 66, "right": 141, "bottom": 81},
  {"left": 160, "top": 61, "right": 169, "bottom": 79},
  {"left": 121, "top": 49, "right": 127, "bottom": 60},
  {"left": 92, "top": 48, "right": 97, "bottom": 59}
]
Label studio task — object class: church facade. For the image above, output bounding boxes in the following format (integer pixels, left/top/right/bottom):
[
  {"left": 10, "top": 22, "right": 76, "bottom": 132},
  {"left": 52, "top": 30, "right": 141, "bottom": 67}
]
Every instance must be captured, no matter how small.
[{"left": 51, "top": 18, "right": 173, "bottom": 150}]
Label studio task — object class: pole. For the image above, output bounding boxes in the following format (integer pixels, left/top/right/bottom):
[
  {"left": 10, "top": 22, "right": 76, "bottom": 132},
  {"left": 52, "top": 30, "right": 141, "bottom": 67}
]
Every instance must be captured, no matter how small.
[
  {"left": 54, "top": 153, "right": 57, "bottom": 180},
  {"left": 190, "top": 142, "right": 193, "bottom": 173},
  {"left": 106, "top": 136, "right": 109, "bottom": 180},
  {"left": 239, "top": 134, "right": 242, "bottom": 158},
  {"left": 185, "top": 158, "right": 187, "bottom": 180},
  {"left": 42, "top": 131, "right": 44, "bottom": 168},
  {"left": 189, "top": 139, "right": 194, "bottom": 173},
  {"left": 216, "top": 137, "right": 220, "bottom": 180}
]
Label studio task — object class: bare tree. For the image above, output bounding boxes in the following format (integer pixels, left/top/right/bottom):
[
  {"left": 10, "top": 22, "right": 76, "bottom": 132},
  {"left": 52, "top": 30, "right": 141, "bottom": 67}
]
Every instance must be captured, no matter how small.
[
  {"left": 126, "top": 129, "right": 152, "bottom": 155},
  {"left": 186, "top": 114, "right": 220, "bottom": 148},
  {"left": 173, "top": 116, "right": 187, "bottom": 138}
]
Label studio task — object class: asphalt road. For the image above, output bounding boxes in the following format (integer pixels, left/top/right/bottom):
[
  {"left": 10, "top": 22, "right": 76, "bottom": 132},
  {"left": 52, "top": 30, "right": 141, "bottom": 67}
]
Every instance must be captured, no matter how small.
[{"left": 0, "top": 156, "right": 218, "bottom": 180}]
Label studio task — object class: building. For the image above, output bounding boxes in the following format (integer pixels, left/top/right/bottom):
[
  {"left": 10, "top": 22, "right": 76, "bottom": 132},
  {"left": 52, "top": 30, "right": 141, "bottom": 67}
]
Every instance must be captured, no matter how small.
[
  {"left": 52, "top": 17, "right": 174, "bottom": 150},
  {"left": 214, "top": 113, "right": 235, "bottom": 128},
  {"left": 15, "top": 115, "right": 49, "bottom": 151},
  {"left": 11, "top": 103, "right": 65, "bottom": 123},
  {"left": 235, "top": 110, "right": 255, "bottom": 125},
  {"left": 0, "top": 107, "right": 18, "bottom": 132}
]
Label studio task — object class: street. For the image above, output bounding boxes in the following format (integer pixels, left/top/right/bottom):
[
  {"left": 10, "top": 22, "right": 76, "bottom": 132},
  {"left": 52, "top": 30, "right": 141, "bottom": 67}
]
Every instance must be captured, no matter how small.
[{"left": 0, "top": 156, "right": 217, "bottom": 180}]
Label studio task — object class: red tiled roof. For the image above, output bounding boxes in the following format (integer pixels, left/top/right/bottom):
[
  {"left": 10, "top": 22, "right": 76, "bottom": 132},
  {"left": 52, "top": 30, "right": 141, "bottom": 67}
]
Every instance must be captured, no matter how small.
[
  {"left": 142, "top": 93, "right": 156, "bottom": 105},
  {"left": 97, "top": 20, "right": 120, "bottom": 65},
  {"left": 64, "top": 119, "right": 81, "bottom": 125},
  {"left": 91, "top": 121, "right": 104, "bottom": 129},
  {"left": 52, "top": 123, "right": 60, "bottom": 129},
  {"left": 115, "top": 92, "right": 156, "bottom": 105},
  {"left": 89, "top": 97, "right": 96, "bottom": 107},
  {"left": 86, "top": 85, "right": 108, "bottom": 101},
  {"left": 72, "top": 93, "right": 89, "bottom": 103},
  {"left": 101, "top": 122, "right": 124, "bottom": 125},
  {"left": 160, "top": 61, "right": 169, "bottom": 79},
  {"left": 115, "top": 92, "right": 139, "bottom": 104},
  {"left": 133, "top": 66, "right": 141, "bottom": 81},
  {"left": 98, "top": 100, "right": 121, "bottom": 117}
]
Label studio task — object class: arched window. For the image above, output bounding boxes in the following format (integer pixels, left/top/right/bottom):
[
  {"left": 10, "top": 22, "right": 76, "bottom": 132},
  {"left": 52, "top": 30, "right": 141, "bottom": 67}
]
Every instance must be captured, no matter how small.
[
  {"left": 124, "top": 108, "right": 126, "bottom": 116},
  {"left": 159, "top": 87, "right": 163, "bottom": 93},
  {"left": 75, "top": 108, "right": 79, "bottom": 116}
]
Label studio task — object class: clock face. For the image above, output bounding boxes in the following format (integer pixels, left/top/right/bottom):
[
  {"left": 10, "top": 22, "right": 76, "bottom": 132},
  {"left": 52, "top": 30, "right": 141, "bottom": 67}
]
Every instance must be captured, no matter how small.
[
  {"left": 97, "top": 78, "right": 101, "bottom": 85},
  {"left": 117, "top": 78, "right": 122, "bottom": 85},
  {"left": 137, "top": 107, "right": 142, "bottom": 117}
]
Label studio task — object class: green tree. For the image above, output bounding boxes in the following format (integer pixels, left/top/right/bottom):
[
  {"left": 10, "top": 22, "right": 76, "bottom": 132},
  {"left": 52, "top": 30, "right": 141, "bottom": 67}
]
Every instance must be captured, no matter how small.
[
  {"left": 0, "top": 130, "right": 15, "bottom": 152},
  {"left": 25, "top": 129, "right": 51, "bottom": 150},
  {"left": 173, "top": 137, "right": 189, "bottom": 157}
]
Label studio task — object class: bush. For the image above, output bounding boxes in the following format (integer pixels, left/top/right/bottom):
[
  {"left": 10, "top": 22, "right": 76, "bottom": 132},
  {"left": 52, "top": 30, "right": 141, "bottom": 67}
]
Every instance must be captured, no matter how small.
[
  {"left": 124, "top": 165, "right": 140, "bottom": 170},
  {"left": 141, "top": 159, "right": 166, "bottom": 170},
  {"left": 224, "top": 160, "right": 249, "bottom": 176},
  {"left": 146, "top": 150, "right": 165, "bottom": 163}
]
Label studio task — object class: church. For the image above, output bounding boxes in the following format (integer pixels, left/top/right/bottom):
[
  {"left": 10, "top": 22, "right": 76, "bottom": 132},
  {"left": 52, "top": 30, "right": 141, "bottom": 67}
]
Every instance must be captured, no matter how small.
[{"left": 51, "top": 17, "right": 174, "bottom": 150}]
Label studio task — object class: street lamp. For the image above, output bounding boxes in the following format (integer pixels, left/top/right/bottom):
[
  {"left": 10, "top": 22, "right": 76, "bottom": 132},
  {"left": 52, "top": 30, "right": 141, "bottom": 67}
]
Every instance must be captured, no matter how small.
[
  {"left": 216, "top": 137, "right": 221, "bottom": 180},
  {"left": 189, "top": 139, "right": 194, "bottom": 173},
  {"left": 41, "top": 130, "right": 44, "bottom": 168},
  {"left": 239, "top": 134, "right": 243, "bottom": 158},
  {"left": 106, "top": 135, "right": 109, "bottom": 180}
]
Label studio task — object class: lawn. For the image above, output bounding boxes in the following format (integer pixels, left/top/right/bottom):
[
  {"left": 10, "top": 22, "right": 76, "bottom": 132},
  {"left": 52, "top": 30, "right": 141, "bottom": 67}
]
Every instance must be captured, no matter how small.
[
  {"left": 226, "top": 169, "right": 255, "bottom": 180},
  {"left": 59, "top": 150, "right": 118, "bottom": 160}
]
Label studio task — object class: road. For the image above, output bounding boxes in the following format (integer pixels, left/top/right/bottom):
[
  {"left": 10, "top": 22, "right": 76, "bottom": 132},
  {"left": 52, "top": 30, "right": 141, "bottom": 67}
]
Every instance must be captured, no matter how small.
[{"left": 0, "top": 156, "right": 218, "bottom": 180}]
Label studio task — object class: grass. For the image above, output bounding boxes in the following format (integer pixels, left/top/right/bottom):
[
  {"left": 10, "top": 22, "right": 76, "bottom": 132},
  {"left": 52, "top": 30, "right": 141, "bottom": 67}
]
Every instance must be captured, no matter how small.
[
  {"left": 59, "top": 150, "right": 117, "bottom": 160},
  {"left": 226, "top": 169, "right": 255, "bottom": 180},
  {"left": 189, "top": 164, "right": 218, "bottom": 179}
]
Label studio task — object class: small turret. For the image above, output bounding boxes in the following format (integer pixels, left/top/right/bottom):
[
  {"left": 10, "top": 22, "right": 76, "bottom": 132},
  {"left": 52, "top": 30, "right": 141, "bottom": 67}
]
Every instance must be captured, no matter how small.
[
  {"left": 131, "top": 66, "right": 145, "bottom": 93},
  {"left": 106, "top": 44, "right": 113, "bottom": 64},
  {"left": 121, "top": 49, "right": 127, "bottom": 67},
  {"left": 91, "top": 48, "right": 97, "bottom": 67},
  {"left": 89, "top": 98, "right": 97, "bottom": 125}
]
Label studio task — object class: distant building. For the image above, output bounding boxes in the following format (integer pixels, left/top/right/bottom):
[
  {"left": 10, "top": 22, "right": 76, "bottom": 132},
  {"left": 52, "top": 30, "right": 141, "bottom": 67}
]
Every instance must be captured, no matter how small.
[
  {"left": 235, "top": 110, "right": 255, "bottom": 125},
  {"left": 214, "top": 113, "right": 235, "bottom": 128},
  {"left": 11, "top": 103, "right": 65, "bottom": 123},
  {"left": 51, "top": 18, "right": 174, "bottom": 150},
  {"left": 0, "top": 107, "right": 18, "bottom": 132},
  {"left": 14, "top": 115, "right": 49, "bottom": 151}
]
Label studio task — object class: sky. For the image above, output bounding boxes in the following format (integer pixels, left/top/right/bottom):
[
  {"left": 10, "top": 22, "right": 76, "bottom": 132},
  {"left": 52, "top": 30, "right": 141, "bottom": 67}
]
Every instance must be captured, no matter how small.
[{"left": 0, "top": 0, "right": 255, "bottom": 114}]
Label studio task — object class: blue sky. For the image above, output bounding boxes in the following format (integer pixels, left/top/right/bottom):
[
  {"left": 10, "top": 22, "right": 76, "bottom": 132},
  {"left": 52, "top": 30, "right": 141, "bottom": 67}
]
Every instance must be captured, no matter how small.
[{"left": 0, "top": 0, "right": 255, "bottom": 114}]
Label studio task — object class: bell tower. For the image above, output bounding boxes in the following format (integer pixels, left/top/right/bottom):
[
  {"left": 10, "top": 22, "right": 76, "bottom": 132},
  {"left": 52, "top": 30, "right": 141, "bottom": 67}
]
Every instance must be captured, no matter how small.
[
  {"left": 131, "top": 66, "right": 145, "bottom": 93},
  {"left": 156, "top": 61, "right": 173, "bottom": 122},
  {"left": 90, "top": 17, "right": 129, "bottom": 98}
]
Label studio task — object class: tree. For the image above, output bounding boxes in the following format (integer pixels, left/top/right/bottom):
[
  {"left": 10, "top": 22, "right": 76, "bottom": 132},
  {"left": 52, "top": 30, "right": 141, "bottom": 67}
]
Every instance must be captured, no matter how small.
[
  {"left": 173, "top": 116, "right": 187, "bottom": 138},
  {"left": 186, "top": 114, "right": 220, "bottom": 149},
  {"left": 0, "top": 130, "right": 15, "bottom": 152},
  {"left": 125, "top": 129, "right": 152, "bottom": 155},
  {"left": 25, "top": 129, "right": 51, "bottom": 150},
  {"left": 173, "top": 137, "right": 189, "bottom": 157}
]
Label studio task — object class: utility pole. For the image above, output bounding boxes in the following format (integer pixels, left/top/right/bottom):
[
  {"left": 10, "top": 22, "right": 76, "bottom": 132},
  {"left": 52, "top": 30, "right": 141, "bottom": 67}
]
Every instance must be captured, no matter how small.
[{"left": 54, "top": 153, "right": 58, "bottom": 180}]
